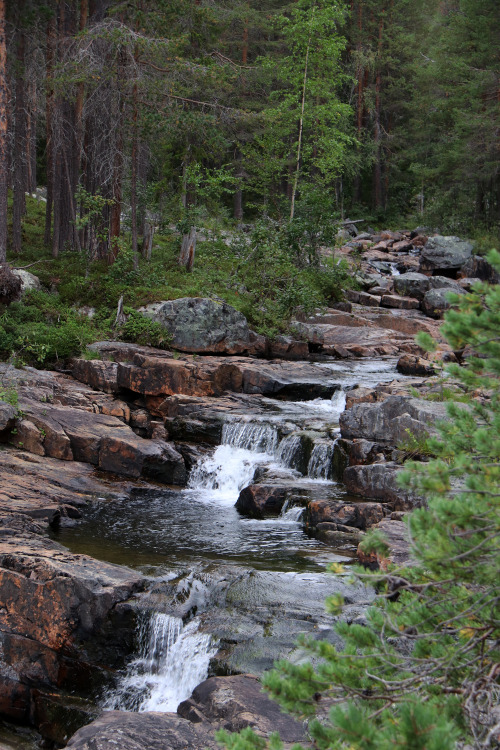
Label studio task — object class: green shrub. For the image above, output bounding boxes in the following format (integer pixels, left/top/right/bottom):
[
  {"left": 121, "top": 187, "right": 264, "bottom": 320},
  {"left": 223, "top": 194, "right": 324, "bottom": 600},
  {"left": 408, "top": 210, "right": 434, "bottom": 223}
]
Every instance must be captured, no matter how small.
[{"left": 118, "top": 310, "right": 171, "bottom": 349}]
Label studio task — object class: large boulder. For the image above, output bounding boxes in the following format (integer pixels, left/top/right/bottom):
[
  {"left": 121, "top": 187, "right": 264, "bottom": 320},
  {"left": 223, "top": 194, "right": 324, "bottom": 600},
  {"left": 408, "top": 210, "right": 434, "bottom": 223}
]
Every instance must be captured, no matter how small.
[
  {"left": 393, "top": 272, "right": 430, "bottom": 300},
  {"left": 178, "top": 674, "right": 306, "bottom": 741},
  {"left": 65, "top": 711, "right": 219, "bottom": 750},
  {"left": 419, "top": 235, "right": 473, "bottom": 274},
  {"left": 140, "top": 298, "right": 264, "bottom": 355},
  {"left": 340, "top": 395, "right": 448, "bottom": 446},
  {"left": 12, "top": 269, "right": 42, "bottom": 295},
  {"left": 344, "top": 462, "right": 425, "bottom": 508},
  {"left": 421, "top": 286, "right": 465, "bottom": 319}
]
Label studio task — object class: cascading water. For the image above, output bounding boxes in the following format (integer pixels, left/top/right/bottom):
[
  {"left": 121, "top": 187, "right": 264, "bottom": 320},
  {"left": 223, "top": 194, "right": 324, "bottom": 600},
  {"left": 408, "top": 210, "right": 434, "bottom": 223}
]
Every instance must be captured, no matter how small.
[
  {"left": 307, "top": 441, "right": 337, "bottom": 480},
  {"left": 103, "top": 613, "right": 216, "bottom": 713},
  {"left": 222, "top": 421, "right": 279, "bottom": 453},
  {"left": 187, "top": 420, "right": 280, "bottom": 502}
]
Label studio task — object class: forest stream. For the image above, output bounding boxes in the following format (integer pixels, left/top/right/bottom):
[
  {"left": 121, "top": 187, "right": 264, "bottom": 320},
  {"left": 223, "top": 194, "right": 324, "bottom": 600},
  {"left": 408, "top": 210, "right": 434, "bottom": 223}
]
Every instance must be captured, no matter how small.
[{"left": 44, "top": 358, "right": 406, "bottom": 717}]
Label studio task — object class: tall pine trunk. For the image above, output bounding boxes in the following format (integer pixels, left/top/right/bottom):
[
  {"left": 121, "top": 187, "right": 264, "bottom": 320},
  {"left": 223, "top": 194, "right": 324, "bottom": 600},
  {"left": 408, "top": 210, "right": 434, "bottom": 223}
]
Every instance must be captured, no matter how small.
[
  {"left": 13, "top": 16, "right": 26, "bottom": 254},
  {"left": 44, "top": 11, "right": 56, "bottom": 246},
  {"left": 0, "top": 0, "right": 7, "bottom": 263},
  {"left": 373, "top": 11, "right": 384, "bottom": 210}
]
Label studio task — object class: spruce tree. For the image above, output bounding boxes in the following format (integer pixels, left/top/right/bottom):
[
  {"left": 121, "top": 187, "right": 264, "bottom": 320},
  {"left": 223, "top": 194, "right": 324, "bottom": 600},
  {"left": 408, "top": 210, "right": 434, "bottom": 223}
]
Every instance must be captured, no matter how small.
[{"left": 217, "top": 252, "right": 500, "bottom": 749}]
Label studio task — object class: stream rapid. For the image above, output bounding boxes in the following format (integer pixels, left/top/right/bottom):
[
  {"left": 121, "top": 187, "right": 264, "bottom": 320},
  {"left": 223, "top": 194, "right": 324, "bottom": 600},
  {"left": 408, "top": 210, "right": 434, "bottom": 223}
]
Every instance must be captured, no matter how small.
[{"left": 53, "top": 358, "right": 405, "bottom": 714}]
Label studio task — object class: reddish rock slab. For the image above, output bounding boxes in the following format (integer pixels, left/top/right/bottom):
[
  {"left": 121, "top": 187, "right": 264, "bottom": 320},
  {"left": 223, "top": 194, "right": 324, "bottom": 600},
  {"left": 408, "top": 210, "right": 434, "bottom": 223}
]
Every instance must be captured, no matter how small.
[
  {"left": 0, "top": 448, "right": 133, "bottom": 523},
  {"left": 0, "top": 529, "right": 144, "bottom": 723},
  {"left": 380, "top": 294, "right": 420, "bottom": 310},
  {"left": 15, "top": 400, "right": 187, "bottom": 484},
  {"left": 74, "top": 347, "right": 342, "bottom": 400}
]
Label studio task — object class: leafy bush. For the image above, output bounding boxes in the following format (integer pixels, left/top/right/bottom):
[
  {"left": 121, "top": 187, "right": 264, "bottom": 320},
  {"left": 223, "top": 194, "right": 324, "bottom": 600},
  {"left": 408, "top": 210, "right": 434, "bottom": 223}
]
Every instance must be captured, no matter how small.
[
  {"left": 0, "top": 290, "right": 108, "bottom": 368},
  {"left": 119, "top": 309, "right": 171, "bottom": 349},
  {"left": 218, "top": 250, "right": 500, "bottom": 750}
]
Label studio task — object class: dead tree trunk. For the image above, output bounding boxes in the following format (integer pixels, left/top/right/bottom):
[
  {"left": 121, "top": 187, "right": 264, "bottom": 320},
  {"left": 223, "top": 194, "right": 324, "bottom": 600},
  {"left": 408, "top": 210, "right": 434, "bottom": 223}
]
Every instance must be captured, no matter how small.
[{"left": 179, "top": 227, "right": 196, "bottom": 272}]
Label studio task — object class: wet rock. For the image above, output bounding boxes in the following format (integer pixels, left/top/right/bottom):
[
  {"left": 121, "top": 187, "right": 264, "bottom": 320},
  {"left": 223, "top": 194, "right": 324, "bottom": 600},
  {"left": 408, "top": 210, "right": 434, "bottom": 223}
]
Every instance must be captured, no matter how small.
[
  {"left": 140, "top": 297, "right": 264, "bottom": 356},
  {"left": 420, "top": 235, "right": 473, "bottom": 274},
  {"left": 340, "top": 394, "right": 448, "bottom": 446},
  {"left": 396, "top": 354, "right": 436, "bottom": 377},
  {"left": 393, "top": 272, "right": 430, "bottom": 300},
  {"left": 306, "top": 498, "right": 386, "bottom": 530},
  {"left": 178, "top": 674, "right": 307, "bottom": 742},
  {"left": 460, "top": 254, "right": 500, "bottom": 283},
  {"left": 236, "top": 485, "right": 289, "bottom": 518},
  {"left": 32, "top": 691, "right": 100, "bottom": 746},
  {"left": 380, "top": 294, "right": 420, "bottom": 310},
  {"left": 66, "top": 711, "right": 219, "bottom": 750},
  {"left": 421, "top": 286, "right": 465, "bottom": 319}
]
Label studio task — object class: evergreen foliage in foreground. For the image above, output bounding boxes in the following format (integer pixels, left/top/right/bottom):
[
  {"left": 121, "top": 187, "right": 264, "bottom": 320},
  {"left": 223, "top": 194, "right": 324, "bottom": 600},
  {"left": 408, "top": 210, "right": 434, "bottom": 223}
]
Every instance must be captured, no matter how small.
[{"left": 217, "top": 251, "right": 500, "bottom": 749}]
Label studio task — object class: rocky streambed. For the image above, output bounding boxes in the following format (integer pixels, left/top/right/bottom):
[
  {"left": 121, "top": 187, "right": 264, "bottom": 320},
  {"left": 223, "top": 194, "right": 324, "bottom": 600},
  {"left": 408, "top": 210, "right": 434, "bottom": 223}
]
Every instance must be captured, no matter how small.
[{"left": 0, "top": 230, "right": 493, "bottom": 748}]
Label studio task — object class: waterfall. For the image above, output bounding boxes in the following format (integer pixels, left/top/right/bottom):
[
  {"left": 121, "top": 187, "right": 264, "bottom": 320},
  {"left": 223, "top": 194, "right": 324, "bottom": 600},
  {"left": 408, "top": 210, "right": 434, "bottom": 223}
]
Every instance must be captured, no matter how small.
[
  {"left": 307, "top": 441, "right": 336, "bottom": 480},
  {"left": 103, "top": 613, "right": 216, "bottom": 713},
  {"left": 390, "top": 263, "right": 400, "bottom": 276},
  {"left": 279, "top": 499, "right": 305, "bottom": 523},
  {"left": 222, "top": 421, "right": 279, "bottom": 453},
  {"left": 276, "top": 434, "right": 304, "bottom": 470}
]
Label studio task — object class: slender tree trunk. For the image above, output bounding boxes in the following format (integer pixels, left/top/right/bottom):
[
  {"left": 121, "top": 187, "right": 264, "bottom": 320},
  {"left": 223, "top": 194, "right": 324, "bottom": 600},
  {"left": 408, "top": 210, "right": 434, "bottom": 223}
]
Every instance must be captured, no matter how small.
[
  {"left": 0, "top": 0, "right": 7, "bottom": 263},
  {"left": 44, "top": 11, "right": 56, "bottom": 245},
  {"left": 290, "top": 10, "right": 314, "bottom": 220},
  {"left": 373, "top": 11, "right": 384, "bottom": 210},
  {"left": 13, "top": 18, "right": 26, "bottom": 254},
  {"left": 109, "top": 50, "right": 125, "bottom": 262},
  {"left": 353, "top": 0, "right": 363, "bottom": 202},
  {"left": 131, "top": 44, "right": 139, "bottom": 269}
]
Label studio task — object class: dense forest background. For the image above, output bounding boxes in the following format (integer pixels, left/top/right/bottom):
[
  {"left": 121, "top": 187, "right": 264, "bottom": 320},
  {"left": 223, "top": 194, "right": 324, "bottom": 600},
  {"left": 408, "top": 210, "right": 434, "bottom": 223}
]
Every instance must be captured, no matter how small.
[{"left": 0, "top": 0, "right": 498, "bottom": 268}]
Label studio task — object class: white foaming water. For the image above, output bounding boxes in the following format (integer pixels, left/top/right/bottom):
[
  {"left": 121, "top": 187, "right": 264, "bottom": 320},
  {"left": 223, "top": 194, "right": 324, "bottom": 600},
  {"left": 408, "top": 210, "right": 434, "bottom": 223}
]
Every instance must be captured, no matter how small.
[
  {"left": 104, "top": 613, "right": 216, "bottom": 713},
  {"left": 390, "top": 263, "right": 400, "bottom": 276},
  {"left": 188, "top": 444, "right": 270, "bottom": 504},
  {"left": 307, "top": 441, "right": 337, "bottom": 480},
  {"left": 276, "top": 434, "right": 304, "bottom": 468}
]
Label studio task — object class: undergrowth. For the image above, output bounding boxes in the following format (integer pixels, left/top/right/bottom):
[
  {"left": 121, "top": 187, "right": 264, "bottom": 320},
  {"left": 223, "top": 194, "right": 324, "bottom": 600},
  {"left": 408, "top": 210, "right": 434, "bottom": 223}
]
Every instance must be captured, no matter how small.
[{"left": 1, "top": 196, "right": 355, "bottom": 366}]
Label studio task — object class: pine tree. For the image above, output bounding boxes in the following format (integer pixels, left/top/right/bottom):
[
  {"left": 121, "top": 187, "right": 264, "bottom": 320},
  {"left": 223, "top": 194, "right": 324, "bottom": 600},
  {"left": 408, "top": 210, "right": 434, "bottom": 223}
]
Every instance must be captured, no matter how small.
[{"left": 217, "top": 252, "right": 500, "bottom": 749}]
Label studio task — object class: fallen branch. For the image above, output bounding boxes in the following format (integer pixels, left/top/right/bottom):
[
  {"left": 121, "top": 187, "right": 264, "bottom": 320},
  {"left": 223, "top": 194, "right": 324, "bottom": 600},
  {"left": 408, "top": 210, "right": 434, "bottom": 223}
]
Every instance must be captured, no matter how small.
[{"left": 12, "top": 259, "right": 52, "bottom": 270}]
